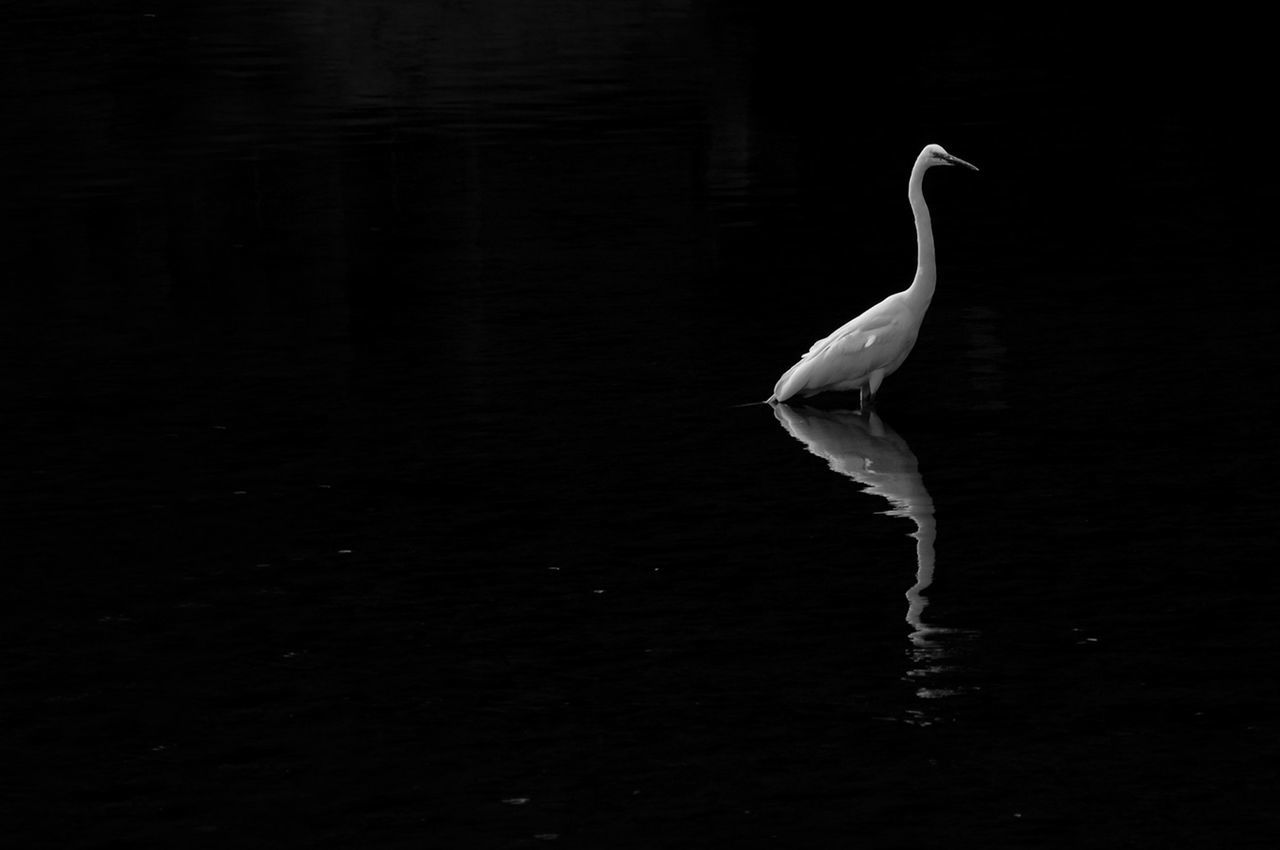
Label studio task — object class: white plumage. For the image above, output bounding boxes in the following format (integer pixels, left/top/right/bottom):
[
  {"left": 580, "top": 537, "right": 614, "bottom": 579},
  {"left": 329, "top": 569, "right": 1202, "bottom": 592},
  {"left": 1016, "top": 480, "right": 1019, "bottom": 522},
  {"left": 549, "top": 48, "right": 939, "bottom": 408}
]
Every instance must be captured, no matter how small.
[{"left": 769, "top": 144, "right": 977, "bottom": 407}]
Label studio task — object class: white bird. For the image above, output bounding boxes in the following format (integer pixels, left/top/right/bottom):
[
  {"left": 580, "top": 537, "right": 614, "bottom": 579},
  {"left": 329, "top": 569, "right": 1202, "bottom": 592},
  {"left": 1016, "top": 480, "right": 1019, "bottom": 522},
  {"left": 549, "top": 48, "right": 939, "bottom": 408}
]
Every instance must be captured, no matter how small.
[{"left": 769, "top": 144, "right": 978, "bottom": 407}]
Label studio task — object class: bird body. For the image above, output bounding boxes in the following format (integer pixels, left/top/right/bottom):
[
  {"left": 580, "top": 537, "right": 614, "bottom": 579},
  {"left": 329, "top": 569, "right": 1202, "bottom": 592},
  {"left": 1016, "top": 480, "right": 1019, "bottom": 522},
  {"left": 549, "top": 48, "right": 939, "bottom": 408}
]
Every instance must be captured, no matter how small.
[
  {"left": 769, "top": 144, "right": 977, "bottom": 406},
  {"left": 771, "top": 292, "right": 924, "bottom": 403}
]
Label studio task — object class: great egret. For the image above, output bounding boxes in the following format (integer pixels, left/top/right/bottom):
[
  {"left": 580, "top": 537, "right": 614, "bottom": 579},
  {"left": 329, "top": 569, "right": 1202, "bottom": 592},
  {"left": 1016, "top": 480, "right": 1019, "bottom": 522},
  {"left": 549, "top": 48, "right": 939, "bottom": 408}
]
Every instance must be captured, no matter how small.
[{"left": 769, "top": 144, "right": 978, "bottom": 407}]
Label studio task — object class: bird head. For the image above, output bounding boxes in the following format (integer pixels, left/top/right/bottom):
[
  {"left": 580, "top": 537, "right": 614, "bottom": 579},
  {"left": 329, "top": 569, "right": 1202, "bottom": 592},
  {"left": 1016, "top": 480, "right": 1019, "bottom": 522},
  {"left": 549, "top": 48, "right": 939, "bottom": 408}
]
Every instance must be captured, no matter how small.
[{"left": 923, "top": 144, "right": 979, "bottom": 172}]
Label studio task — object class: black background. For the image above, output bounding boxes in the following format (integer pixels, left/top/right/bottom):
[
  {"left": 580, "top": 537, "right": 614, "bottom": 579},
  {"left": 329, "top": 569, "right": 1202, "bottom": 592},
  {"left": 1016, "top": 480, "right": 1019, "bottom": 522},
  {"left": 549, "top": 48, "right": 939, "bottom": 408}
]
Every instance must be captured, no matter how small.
[{"left": 4, "top": 4, "right": 1278, "bottom": 847}]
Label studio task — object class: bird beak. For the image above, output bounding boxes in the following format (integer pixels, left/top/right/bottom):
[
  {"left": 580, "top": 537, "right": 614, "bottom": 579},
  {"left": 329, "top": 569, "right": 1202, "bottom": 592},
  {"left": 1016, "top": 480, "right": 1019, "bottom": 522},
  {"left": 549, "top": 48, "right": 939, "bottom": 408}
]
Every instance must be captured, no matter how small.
[{"left": 942, "top": 153, "right": 979, "bottom": 172}]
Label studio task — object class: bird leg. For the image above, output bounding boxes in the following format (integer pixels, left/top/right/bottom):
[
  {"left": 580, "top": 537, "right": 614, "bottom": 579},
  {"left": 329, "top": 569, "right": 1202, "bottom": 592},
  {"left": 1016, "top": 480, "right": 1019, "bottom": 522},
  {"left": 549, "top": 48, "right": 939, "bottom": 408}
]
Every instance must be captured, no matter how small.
[
  {"left": 860, "top": 369, "right": 886, "bottom": 412},
  {"left": 859, "top": 384, "right": 873, "bottom": 412}
]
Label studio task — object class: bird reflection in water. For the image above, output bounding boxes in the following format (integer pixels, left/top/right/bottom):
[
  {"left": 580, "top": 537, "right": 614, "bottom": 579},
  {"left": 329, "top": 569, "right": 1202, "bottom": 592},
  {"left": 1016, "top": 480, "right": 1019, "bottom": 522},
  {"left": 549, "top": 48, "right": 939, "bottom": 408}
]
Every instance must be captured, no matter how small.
[{"left": 772, "top": 405, "right": 966, "bottom": 704}]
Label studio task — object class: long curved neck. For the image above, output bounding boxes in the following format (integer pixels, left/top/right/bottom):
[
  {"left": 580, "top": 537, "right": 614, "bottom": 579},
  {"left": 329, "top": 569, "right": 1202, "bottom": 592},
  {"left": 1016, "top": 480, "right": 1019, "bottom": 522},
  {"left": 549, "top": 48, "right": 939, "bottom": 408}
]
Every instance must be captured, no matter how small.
[{"left": 905, "top": 156, "right": 935, "bottom": 308}]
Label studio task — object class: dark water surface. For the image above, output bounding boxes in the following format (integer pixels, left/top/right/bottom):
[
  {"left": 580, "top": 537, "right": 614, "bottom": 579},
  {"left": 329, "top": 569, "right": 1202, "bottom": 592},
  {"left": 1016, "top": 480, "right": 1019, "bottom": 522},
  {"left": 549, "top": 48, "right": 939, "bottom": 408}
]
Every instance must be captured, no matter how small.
[{"left": 4, "top": 4, "right": 1279, "bottom": 847}]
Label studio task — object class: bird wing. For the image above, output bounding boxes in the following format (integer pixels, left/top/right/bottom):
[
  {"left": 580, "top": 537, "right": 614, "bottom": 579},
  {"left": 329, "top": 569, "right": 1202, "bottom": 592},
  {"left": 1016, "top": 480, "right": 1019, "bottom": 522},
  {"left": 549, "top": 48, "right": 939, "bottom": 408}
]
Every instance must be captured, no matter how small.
[{"left": 773, "top": 306, "right": 916, "bottom": 400}]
